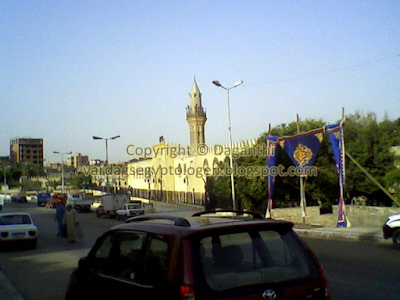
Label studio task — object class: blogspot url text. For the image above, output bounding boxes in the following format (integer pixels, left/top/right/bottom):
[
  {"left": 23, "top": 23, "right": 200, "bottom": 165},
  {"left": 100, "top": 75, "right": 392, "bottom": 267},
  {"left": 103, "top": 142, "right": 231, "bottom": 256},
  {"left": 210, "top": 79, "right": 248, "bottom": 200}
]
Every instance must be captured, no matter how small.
[{"left": 82, "top": 164, "right": 318, "bottom": 180}]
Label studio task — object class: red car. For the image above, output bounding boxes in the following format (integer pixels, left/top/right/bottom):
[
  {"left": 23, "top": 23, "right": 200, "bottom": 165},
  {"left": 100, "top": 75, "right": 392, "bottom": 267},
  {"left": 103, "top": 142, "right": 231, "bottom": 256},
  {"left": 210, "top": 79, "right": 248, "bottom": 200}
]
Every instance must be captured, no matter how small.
[{"left": 66, "top": 210, "right": 330, "bottom": 300}]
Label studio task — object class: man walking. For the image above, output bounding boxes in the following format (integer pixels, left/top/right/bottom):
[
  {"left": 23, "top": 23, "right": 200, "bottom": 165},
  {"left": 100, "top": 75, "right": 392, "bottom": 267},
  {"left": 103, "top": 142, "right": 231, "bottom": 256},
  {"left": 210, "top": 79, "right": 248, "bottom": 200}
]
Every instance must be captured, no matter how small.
[
  {"left": 62, "top": 204, "right": 83, "bottom": 243},
  {"left": 55, "top": 201, "right": 66, "bottom": 237}
]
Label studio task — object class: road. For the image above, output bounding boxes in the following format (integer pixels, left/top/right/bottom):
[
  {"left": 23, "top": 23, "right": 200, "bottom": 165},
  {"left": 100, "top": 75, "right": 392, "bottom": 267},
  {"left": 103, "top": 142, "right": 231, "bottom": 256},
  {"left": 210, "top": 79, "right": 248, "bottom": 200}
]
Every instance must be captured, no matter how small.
[
  {"left": 0, "top": 201, "right": 399, "bottom": 300},
  {"left": 304, "top": 238, "right": 400, "bottom": 300}
]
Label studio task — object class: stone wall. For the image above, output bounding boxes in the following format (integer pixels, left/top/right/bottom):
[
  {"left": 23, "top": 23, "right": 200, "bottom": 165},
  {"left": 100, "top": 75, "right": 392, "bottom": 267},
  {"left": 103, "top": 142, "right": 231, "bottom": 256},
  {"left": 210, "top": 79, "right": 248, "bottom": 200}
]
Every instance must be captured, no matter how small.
[
  {"left": 343, "top": 205, "right": 400, "bottom": 227},
  {"left": 271, "top": 206, "right": 335, "bottom": 226},
  {"left": 271, "top": 205, "right": 400, "bottom": 227}
]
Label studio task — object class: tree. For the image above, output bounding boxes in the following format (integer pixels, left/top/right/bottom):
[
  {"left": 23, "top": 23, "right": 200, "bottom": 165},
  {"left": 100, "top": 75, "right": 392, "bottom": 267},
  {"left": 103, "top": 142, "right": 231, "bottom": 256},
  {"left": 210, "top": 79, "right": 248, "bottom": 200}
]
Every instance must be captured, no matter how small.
[
  {"left": 344, "top": 111, "right": 399, "bottom": 205},
  {"left": 70, "top": 173, "right": 93, "bottom": 189},
  {"left": 384, "top": 156, "right": 400, "bottom": 205}
]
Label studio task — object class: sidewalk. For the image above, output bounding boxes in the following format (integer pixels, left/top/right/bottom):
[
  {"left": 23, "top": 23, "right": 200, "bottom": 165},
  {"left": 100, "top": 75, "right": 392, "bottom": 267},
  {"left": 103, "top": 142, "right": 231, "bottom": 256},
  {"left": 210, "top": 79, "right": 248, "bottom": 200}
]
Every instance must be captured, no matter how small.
[{"left": 293, "top": 223, "right": 391, "bottom": 244}]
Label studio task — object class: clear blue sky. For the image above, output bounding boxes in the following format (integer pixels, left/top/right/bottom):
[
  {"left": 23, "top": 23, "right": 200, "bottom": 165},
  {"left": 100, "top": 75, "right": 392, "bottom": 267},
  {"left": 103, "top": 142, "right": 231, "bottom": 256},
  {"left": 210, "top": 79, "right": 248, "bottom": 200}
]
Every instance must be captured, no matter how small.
[{"left": 1, "top": 1, "right": 399, "bottom": 164}]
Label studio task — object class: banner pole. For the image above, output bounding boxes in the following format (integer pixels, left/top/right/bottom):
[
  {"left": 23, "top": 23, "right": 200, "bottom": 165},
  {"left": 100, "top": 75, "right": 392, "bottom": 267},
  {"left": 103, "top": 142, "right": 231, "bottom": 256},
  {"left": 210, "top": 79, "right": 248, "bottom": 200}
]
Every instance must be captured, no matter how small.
[
  {"left": 266, "top": 124, "right": 271, "bottom": 218},
  {"left": 297, "top": 115, "right": 306, "bottom": 223}
]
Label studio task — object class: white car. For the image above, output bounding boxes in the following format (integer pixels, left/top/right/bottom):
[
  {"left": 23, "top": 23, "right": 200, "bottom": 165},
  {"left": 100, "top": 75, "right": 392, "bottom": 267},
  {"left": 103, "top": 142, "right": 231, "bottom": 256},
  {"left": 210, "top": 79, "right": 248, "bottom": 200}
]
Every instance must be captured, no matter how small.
[
  {"left": 383, "top": 213, "right": 400, "bottom": 249},
  {"left": 116, "top": 202, "right": 144, "bottom": 220},
  {"left": 0, "top": 212, "right": 38, "bottom": 249}
]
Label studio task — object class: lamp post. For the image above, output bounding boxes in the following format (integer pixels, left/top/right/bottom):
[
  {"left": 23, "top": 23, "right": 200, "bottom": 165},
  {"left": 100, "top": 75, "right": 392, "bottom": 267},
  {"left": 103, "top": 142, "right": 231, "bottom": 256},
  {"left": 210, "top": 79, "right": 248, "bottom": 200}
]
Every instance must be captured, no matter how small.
[
  {"left": 2, "top": 165, "right": 9, "bottom": 192},
  {"left": 92, "top": 135, "right": 120, "bottom": 192},
  {"left": 212, "top": 80, "right": 243, "bottom": 210},
  {"left": 53, "top": 151, "right": 72, "bottom": 194}
]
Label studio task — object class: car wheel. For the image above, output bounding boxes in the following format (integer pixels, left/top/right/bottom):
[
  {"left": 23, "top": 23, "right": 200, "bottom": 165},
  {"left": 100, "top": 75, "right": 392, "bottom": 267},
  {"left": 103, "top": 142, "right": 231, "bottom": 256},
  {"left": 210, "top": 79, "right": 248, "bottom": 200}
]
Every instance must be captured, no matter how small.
[
  {"left": 28, "top": 239, "right": 37, "bottom": 250},
  {"left": 393, "top": 230, "right": 400, "bottom": 249}
]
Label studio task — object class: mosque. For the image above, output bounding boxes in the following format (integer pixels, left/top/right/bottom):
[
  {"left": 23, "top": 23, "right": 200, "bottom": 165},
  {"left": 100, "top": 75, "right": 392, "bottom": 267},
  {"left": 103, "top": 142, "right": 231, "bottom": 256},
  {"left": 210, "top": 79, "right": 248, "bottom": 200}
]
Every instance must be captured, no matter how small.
[{"left": 123, "top": 79, "right": 257, "bottom": 204}]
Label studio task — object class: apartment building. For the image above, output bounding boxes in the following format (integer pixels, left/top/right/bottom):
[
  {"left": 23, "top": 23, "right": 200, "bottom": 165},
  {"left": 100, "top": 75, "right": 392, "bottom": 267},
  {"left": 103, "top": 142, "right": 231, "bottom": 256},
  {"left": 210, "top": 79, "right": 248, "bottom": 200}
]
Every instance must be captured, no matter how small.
[{"left": 10, "top": 138, "right": 44, "bottom": 166}]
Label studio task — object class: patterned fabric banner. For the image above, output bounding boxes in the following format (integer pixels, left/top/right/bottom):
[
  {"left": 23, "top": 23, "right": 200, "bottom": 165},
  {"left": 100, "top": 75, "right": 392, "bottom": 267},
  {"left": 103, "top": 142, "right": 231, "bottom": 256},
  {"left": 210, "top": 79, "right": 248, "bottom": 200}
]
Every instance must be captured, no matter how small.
[
  {"left": 265, "top": 136, "right": 279, "bottom": 218},
  {"left": 326, "top": 123, "right": 348, "bottom": 227},
  {"left": 279, "top": 128, "right": 324, "bottom": 169},
  {"left": 279, "top": 128, "right": 324, "bottom": 218}
]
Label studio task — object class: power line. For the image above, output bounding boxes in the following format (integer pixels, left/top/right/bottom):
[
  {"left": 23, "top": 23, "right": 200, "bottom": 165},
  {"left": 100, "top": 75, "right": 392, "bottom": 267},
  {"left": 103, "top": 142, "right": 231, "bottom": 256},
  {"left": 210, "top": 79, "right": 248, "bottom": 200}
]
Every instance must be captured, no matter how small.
[{"left": 246, "top": 53, "right": 400, "bottom": 87}]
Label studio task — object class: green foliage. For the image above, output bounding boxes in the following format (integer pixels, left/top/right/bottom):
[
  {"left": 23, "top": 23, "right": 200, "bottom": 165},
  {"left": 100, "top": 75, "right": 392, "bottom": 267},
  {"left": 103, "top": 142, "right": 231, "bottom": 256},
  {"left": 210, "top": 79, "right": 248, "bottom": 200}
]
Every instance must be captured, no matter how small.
[
  {"left": 384, "top": 156, "right": 400, "bottom": 205},
  {"left": 345, "top": 111, "right": 399, "bottom": 205},
  {"left": 71, "top": 173, "right": 93, "bottom": 189},
  {"left": 21, "top": 180, "right": 42, "bottom": 191},
  {"left": 0, "top": 166, "right": 23, "bottom": 188}
]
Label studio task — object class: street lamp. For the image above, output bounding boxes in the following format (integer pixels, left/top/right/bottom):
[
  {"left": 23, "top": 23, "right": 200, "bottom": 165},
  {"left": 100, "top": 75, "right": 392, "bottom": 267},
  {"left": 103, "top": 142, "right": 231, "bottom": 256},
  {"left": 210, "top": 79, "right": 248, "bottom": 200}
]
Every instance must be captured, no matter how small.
[
  {"left": 53, "top": 151, "right": 72, "bottom": 194},
  {"left": 92, "top": 135, "right": 120, "bottom": 166},
  {"left": 2, "top": 165, "right": 9, "bottom": 192},
  {"left": 93, "top": 135, "right": 120, "bottom": 193},
  {"left": 212, "top": 79, "right": 243, "bottom": 210}
]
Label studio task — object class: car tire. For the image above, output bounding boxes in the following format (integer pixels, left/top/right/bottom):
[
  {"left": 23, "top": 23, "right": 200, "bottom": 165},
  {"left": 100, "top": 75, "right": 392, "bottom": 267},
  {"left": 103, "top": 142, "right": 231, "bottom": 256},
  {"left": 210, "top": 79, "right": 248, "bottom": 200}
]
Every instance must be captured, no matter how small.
[
  {"left": 28, "top": 239, "right": 37, "bottom": 250},
  {"left": 393, "top": 229, "right": 400, "bottom": 249}
]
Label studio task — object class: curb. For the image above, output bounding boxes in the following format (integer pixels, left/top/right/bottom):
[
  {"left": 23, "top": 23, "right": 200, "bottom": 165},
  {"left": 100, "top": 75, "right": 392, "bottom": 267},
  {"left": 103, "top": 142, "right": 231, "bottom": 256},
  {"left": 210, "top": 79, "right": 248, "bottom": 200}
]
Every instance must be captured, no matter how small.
[
  {"left": 150, "top": 200, "right": 205, "bottom": 211},
  {"left": 294, "top": 228, "right": 391, "bottom": 244},
  {"left": 0, "top": 268, "right": 24, "bottom": 300}
]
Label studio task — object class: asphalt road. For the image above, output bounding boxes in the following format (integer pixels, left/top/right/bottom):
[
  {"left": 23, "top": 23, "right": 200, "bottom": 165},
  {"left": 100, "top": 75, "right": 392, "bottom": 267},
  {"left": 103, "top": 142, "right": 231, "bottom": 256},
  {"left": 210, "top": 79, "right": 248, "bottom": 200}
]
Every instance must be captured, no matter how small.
[
  {"left": 303, "top": 238, "right": 400, "bottom": 300},
  {"left": 0, "top": 201, "right": 399, "bottom": 300}
]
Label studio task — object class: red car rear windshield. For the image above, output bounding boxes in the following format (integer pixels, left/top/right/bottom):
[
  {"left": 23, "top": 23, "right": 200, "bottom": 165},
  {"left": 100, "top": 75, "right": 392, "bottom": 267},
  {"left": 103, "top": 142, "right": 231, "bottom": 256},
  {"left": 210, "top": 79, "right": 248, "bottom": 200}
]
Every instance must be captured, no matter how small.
[{"left": 193, "top": 229, "right": 317, "bottom": 292}]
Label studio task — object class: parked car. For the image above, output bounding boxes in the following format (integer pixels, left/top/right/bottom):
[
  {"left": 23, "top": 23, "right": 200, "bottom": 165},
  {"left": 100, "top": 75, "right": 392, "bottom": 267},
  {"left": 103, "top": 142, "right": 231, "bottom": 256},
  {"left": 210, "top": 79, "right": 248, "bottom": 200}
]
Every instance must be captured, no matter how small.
[
  {"left": 65, "top": 210, "right": 330, "bottom": 300},
  {"left": 0, "top": 212, "right": 38, "bottom": 249},
  {"left": 116, "top": 201, "right": 144, "bottom": 220},
  {"left": 383, "top": 213, "right": 400, "bottom": 249},
  {"left": 0, "top": 194, "right": 12, "bottom": 208},
  {"left": 12, "top": 195, "right": 28, "bottom": 203},
  {"left": 0, "top": 195, "right": 5, "bottom": 211}
]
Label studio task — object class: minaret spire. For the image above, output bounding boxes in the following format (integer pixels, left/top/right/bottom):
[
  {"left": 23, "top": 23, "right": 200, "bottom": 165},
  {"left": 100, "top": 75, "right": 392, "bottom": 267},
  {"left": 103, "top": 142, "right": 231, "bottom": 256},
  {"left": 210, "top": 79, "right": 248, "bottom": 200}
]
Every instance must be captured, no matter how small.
[{"left": 186, "top": 78, "right": 207, "bottom": 154}]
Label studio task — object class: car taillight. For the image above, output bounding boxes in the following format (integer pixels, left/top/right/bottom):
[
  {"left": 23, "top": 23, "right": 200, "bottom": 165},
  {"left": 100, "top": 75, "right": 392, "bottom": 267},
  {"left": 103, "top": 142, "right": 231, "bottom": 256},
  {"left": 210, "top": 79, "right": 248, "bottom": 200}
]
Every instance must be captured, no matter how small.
[
  {"left": 28, "top": 231, "right": 37, "bottom": 236},
  {"left": 180, "top": 285, "right": 195, "bottom": 300}
]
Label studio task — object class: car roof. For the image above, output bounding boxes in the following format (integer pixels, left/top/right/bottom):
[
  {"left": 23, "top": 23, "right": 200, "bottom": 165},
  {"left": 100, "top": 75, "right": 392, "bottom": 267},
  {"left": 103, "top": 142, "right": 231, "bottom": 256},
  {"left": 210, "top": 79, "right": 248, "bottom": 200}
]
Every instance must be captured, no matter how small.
[
  {"left": 0, "top": 212, "right": 32, "bottom": 217},
  {"left": 109, "top": 211, "right": 294, "bottom": 237}
]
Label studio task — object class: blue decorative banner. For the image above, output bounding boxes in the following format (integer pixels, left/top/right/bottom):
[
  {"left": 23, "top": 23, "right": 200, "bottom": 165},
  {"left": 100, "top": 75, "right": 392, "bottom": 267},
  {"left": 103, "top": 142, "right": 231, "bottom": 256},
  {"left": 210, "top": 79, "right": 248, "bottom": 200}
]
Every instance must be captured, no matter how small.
[
  {"left": 279, "top": 128, "right": 324, "bottom": 170},
  {"left": 266, "top": 136, "right": 279, "bottom": 218},
  {"left": 326, "top": 123, "right": 348, "bottom": 227}
]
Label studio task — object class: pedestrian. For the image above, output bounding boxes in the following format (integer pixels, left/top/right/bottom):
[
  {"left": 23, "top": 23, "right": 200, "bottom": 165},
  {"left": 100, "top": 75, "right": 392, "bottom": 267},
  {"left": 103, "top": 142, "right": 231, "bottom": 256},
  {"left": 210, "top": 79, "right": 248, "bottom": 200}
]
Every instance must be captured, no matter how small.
[
  {"left": 62, "top": 204, "right": 83, "bottom": 243},
  {"left": 55, "top": 201, "right": 66, "bottom": 237}
]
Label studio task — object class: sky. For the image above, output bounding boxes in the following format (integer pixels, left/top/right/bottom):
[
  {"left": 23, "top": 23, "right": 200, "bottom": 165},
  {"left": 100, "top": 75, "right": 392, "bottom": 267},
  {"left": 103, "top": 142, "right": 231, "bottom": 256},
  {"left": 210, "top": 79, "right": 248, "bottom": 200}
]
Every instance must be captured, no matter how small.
[{"left": 1, "top": 1, "right": 399, "bottom": 164}]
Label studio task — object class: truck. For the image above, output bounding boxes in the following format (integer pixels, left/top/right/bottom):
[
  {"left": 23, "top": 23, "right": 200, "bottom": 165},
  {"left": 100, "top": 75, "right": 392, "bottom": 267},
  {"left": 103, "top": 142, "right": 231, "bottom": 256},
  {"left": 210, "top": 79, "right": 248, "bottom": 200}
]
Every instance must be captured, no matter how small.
[
  {"left": 115, "top": 201, "right": 145, "bottom": 220},
  {"left": 96, "top": 193, "right": 131, "bottom": 218},
  {"left": 47, "top": 193, "right": 67, "bottom": 208},
  {"left": 67, "top": 192, "right": 93, "bottom": 212},
  {"left": 37, "top": 192, "right": 51, "bottom": 207}
]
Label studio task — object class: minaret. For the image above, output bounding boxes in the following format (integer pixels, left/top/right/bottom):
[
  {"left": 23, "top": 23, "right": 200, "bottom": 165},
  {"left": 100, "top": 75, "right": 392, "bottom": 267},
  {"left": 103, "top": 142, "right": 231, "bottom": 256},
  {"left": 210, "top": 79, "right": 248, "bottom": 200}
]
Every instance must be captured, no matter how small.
[{"left": 186, "top": 79, "right": 207, "bottom": 154}]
